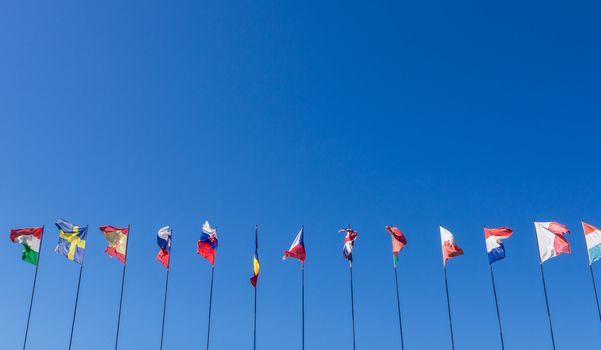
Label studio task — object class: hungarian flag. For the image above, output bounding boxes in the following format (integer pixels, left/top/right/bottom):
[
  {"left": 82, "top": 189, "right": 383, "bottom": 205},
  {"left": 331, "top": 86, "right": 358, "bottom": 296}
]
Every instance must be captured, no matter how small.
[
  {"left": 283, "top": 227, "right": 306, "bottom": 263},
  {"left": 534, "top": 221, "right": 570, "bottom": 263},
  {"left": 440, "top": 226, "right": 463, "bottom": 265},
  {"left": 484, "top": 227, "right": 513, "bottom": 264},
  {"left": 339, "top": 228, "right": 358, "bottom": 261},
  {"left": 99, "top": 225, "right": 129, "bottom": 264},
  {"left": 10, "top": 227, "right": 44, "bottom": 265},
  {"left": 250, "top": 226, "right": 260, "bottom": 287},
  {"left": 157, "top": 226, "right": 172, "bottom": 269},
  {"left": 198, "top": 220, "right": 218, "bottom": 266},
  {"left": 582, "top": 222, "right": 601, "bottom": 265},
  {"left": 385, "top": 226, "right": 407, "bottom": 267}
]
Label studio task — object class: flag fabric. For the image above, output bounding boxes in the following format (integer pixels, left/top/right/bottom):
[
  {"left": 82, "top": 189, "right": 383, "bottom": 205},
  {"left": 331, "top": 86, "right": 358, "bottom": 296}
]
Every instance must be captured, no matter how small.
[
  {"left": 339, "top": 228, "right": 358, "bottom": 261},
  {"left": 385, "top": 226, "right": 407, "bottom": 267},
  {"left": 582, "top": 222, "right": 601, "bottom": 265},
  {"left": 250, "top": 227, "right": 260, "bottom": 287},
  {"left": 10, "top": 227, "right": 44, "bottom": 265},
  {"left": 198, "top": 220, "right": 218, "bottom": 266},
  {"left": 534, "top": 221, "right": 570, "bottom": 263},
  {"left": 484, "top": 227, "right": 513, "bottom": 264},
  {"left": 283, "top": 227, "right": 306, "bottom": 263},
  {"left": 440, "top": 226, "right": 464, "bottom": 265},
  {"left": 55, "top": 219, "right": 88, "bottom": 265},
  {"left": 156, "top": 226, "right": 172, "bottom": 269},
  {"left": 99, "top": 225, "right": 128, "bottom": 264}
]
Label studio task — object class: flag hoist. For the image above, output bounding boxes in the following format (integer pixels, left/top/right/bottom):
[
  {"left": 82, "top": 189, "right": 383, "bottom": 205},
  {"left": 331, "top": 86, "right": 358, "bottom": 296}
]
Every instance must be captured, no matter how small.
[
  {"left": 439, "top": 226, "right": 464, "bottom": 350},
  {"left": 283, "top": 226, "right": 306, "bottom": 350},
  {"left": 385, "top": 225, "right": 407, "bottom": 350},
  {"left": 198, "top": 220, "right": 218, "bottom": 350},
  {"left": 339, "top": 225, "right": 359, "bottom": 350}
]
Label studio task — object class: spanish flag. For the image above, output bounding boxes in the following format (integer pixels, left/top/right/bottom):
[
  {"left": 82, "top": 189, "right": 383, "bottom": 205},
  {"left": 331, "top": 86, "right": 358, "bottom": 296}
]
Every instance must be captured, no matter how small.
[{"left": 250, "top": 226, "right": 260, "bottom": 288}]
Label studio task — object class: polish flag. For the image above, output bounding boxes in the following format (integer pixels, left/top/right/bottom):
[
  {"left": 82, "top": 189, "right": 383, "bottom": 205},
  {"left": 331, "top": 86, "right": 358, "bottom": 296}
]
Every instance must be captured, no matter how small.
[
  {"left": 283, "top": 227, "right": 306, "bottom": 263},
  {"left": 534, "top": 221, "right": 570, "bottom": 263},
  {"left": 440, "top": 226, "right": 464, "bottom": 265}
]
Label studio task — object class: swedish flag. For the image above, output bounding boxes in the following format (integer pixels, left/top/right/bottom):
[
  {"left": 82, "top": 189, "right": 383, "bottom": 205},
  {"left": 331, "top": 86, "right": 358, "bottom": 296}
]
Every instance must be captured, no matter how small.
[{"left": 55, "top": 219, "right": 88, "bottom": 265}]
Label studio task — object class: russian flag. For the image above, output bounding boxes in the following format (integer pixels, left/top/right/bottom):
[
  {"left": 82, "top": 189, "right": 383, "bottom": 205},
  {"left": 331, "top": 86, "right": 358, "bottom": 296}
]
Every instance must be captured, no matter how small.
[
  {"left": 283, "top": 227, "right": 306, "bottom": 263},
  {"left": 198, "top": 220, "right": 218, "bottom": 266},
  {"left": 484, "top": 227, "right": 513, "bottom": 264},
  {"left": 582, "top": 222, "right": 601, "bottom": 265},
  {"left": 156, "top": 226, "right": 172, "bottom": 269}
]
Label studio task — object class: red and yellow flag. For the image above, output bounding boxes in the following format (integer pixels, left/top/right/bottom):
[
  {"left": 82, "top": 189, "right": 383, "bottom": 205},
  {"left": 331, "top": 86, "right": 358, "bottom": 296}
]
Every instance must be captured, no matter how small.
[{"left": 99, "top": 225, "right": 129, "bottom": 264}]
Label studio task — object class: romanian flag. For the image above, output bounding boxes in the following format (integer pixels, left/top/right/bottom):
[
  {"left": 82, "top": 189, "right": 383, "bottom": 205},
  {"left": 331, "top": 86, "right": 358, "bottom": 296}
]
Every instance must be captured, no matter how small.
[
  {"left": 385, "top": 226, "right": 407, "bottom": 267},
  {"left": 55, "top": 219, "right": 88, "bottom": 265},
  {"left": 10, "top": 227, "right": 44, "bottom": 265},
  {"left": 250, "top": 226, "right": 260, "bottom": 288},
  {"left": 198, "top": 220, "right": 218, "bottom": 266},
  {"left": 99, "top": 225, "right": 129, "bottom": 264}
]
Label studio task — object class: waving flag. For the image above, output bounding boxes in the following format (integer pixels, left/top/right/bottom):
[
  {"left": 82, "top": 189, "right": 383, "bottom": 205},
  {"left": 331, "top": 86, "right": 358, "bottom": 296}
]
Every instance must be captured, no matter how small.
[
  {"left": 582, "top": 222, "right": 601, "bottom": 265},
  {"left": 157, "top": 226, "right": 172, "bottom": 269},
  {"left": 534, "top": 221, "right": 570, "bottom": 263},
  {"left": 385, "top": 226, "right": 407, "bottom": 267},
  {"left": 99, "top": 225, "right": 128, "bottom": 264},
  {"left": 198, "top": 220, "right": 218, "bottom": 265},
  {"left": 440, "top": 226, "right": 463, "bottom": 264},
  {"left": 10, "top": 227, "right": 44, "bottom": 265},
  {"left": 339, "top": 228, "right": 358, "bottom": 261},
  {"left": 55, "top": 219, "right": 88, "bottom": 265},
  {"left": 250, "top": 226, "right": 260, "bottom": 287},
  {"left": 484, "top": 227, "right": 513, "bottom": 264},
  {"left": 283, "top": 227, "right": 306, "bottom": 263}
]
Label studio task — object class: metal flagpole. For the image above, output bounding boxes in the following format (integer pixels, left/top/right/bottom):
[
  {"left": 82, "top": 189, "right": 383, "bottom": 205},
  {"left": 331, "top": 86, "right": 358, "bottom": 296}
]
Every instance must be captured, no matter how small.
[
  {"left": 533, "top": 222, "right": 557, "bottom": 350},
  {"left": 589, "top": 264, "right": 601, "bottom": 322},
  {"left": 22, "top": 225, "right": 45, "bottom": 350},
  {"left": 301, "top": 262, "right": 305, "bottom": 350},
  {"left": 489, "top": 264, "right": 505, "bottom": 350},
  {"left": 349, "top": 260, "right": 356, "bottom": 350},
  {"left": 443, "top": 265, "right": 455, "bottom": 350},
  {"left": 206, "top": 265, "right": 215, "bottom": 350},
  {"left": 159, "top": 226, "right": 173, "bottom": 350},
  {"left": 253, "top": 225, "right": 258, "bottom": 350},
  {"left": 114, "top": 225, "right": 131, "bottom": 350},
  {"left": 68, "top": 263, "right": 85, "bottom": 350},
  {"left": 393, "top": 263, "right": 405, "bottom": 350}
]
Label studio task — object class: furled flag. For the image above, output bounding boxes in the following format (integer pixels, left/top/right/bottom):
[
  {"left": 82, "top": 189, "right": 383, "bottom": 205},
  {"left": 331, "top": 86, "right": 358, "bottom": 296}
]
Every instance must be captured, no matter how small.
[
  {"left": 484, "top": 227, "right": 513, "bottom": 264},
  {"left": 283, "top": 227, "right": 306, "bottom": 263},
  {"left": 250, "top": 226, "right": 260, "bottom": 287},
  {"left": 55, "top": 219, "right": 88, "bottom": 265},
  {"left": 10, "top": 227, "right": 44, "bottom": 265},
  {"left": 385, "top": 226, "right": 407, "bottom": 267},
  {"left": 440, "top": 226, "right": 464, "bottom": 265},
  {"left": 339, "top": 228, "right": 358, "bottom": 261},
  {"left": 157, "top": 226, "right": 172, "bottom": 269},
  {"left": 534, "top": 221, "right": 570, "bottom": 263},
  {"left": 198, "top": 220, "right": 218, "bottom": 266},
  {"left": 99, "top": 225, "right": 129, "bottom": 264},
  {"left": 582, "top": 222, "right": 601, "bottom": 265}
]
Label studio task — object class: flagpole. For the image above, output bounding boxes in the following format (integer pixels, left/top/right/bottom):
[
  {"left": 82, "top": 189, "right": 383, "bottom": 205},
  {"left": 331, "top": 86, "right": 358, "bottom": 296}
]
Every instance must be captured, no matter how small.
[
  {"left": 114, "top": 224, "right": 131, "bottom": 350},
  {"left": 159, "top": 226, "right": 173, "bottom": 350},
  {"left": 253, "top": 224, "right": 258, "bottom": 350},
  {"left": 533, "top": 222, "right": 557, "bottom": 350},
  {"left": 443, "top": 265, "right": 455, "bottom": 350},
  {"left": 489, "top": 264, "right": 505, "bottom": 350},
  {"left": 349, "top": 260, "right": 357, "bottom": 350},
  {"left": 301, "top": 262, "right": 305, "bottom": 350},
  {"left": 68, "top": 263, "right": 85, "bottom": 350},
  {"left": 393, "top": 263, "right": 405, "bottom": 350},
  {"left": 588, "top": 264, "right": 601, "bottom": 322},
  {"left": 22, "top": 225, "right": 45, "bottom": 350},
  {"left": 206, "top": 264, "right": 215, "bottom": 350}
]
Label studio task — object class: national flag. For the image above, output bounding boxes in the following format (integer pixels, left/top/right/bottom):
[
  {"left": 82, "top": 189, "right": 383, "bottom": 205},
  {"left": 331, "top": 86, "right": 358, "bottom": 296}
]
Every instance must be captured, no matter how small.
[
  {"left": 157, "top": 226, "right": 172, "bottom": 269},
  {"left": 582, "top": 222, "right": 601, "bottom": 265},
  {"left": 99, "top": 225, "right": 129, "bottom": 264},
  {"left": 385, "top": 226, "right": 407, "bottom": 267},
  {"left": 283, "top": 227, "right": 306, "bottom": 263},
  {"left": 534, "top": 221, "right": 570, "bottom": 263},
  {"left": 55, "top": 219, "right": 88, "bottom": 265},
  {"left": 339, "top": 228, "right": 358, "bottom": 261},
  {"left": 484, "top": 227, "right": 513, "bottom": 264},
  {"left": 198, "top": 220, "right": 218, "bottom": 265},
  {"left": 440, "top": 226, "right": 464, "bottom": 264},
  {"left": 10, "top": 227, "right": 44, "bottom": 265},
  {"left": 250, "top": 226, "right": 260, "bottom": 287}
]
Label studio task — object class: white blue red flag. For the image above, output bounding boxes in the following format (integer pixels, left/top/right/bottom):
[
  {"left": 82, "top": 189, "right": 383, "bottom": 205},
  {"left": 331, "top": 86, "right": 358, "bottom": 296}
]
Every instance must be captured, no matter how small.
[
  {"left": 156, "top": 226, "right": 172, "bottom": 269},
  {"left": 484, "top": 227, "right": 513, "bottom": 264},
  {"left": 198, "top": 220, "right": 218, "bottom": 266},
  {"left": 339, "top": 228, "right": 358, "bottom": 261},
  {"left": 283, "top": 227, "right": 306, "bottom": 263}
]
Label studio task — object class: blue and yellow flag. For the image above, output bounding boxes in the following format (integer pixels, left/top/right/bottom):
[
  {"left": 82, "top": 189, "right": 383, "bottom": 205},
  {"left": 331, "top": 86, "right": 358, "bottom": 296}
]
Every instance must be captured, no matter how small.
[{"left": 55, "top": 219, "right": 88, "bottom": 265}]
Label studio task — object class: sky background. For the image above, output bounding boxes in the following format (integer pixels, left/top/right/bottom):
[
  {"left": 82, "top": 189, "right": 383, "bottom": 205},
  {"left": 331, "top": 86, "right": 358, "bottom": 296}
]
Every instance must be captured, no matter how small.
[{"left": 1, "top": 1, "right": 600, "bottom": 349}]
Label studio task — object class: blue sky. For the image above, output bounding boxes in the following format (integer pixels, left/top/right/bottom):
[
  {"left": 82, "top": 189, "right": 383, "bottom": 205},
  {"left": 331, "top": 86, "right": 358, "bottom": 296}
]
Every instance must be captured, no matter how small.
[{"left": 1, "top": 1, "right": 600, "bottom": 349}]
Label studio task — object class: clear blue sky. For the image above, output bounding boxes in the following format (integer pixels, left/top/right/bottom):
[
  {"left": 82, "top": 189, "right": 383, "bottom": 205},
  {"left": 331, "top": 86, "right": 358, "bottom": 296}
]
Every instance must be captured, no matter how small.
[{"left": 1, "top": 1, "right": 600, "bottom": 349}]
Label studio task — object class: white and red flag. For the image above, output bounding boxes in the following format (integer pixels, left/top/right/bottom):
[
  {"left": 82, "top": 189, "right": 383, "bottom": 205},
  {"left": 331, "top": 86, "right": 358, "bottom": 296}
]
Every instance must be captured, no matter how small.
[
  {"left": 440, "top": 226, "right": 464, "bottom": 265},
  {"left": 534, "top": 221, "right": 570, "bottom": 263},
  {"left": 339, "top": 228, "right": 358, "bottom": 261},
  {"left": 283, "top": 227, "right": 306, "bottom": 263}
]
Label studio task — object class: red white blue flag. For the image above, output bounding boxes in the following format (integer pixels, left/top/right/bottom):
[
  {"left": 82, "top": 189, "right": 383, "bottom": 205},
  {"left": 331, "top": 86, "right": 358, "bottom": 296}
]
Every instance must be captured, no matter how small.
[
  {"left": 198, "top": 220, "right": 218, "bottom": 266},
  {"left": 484, "top": 227, "right": 513, "bottom": 264},
  {"left": 339, "top": 228, "right": 358, "bottom": 261},
  {"left": 157, "top": 226, "right": 172, "bottom": 269},
  {"left": 283, "top": 227, "right": 306, "bottom": 263}
]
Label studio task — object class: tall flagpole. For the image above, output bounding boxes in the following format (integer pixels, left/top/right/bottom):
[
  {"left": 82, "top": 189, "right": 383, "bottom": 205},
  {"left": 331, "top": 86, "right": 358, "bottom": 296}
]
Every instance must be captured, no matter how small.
[
  {"left": 68, "top": 263, "right": 85, "bottom": 350},
  {"left": 589, "top": 264, "right": 601, "bottom": 322},
  {"left": 22, "top": 225, "right": 45, "bottom": 350},
  {"left": 301, "top": 224, "right": 305, "bottom": 350},
  {"left": 253, "top": 225, "right": 258, "bottom": 350},
  {"left": 393, "top": 262, "right": 405, "bottom": 350},
  {"left": 114, "top": 225, "right": 131, "bottom": 350},
  {"left": 443, "top": 265, "right": 455, "bottom": 350},
  {"left": 206, "top": 265, "right": 215, "bottom": 350},
  {"left": 533, "top": 222, "right": 557, "bottom": 350},
  {"left": 348, "top": 224, "right": 356, "bottom": 350},
  {"left": 489, "top": 264, "right": 505, "bottom": 350},
  {"left": 159, "top": 228, "right": 172, "bottom": 350}
]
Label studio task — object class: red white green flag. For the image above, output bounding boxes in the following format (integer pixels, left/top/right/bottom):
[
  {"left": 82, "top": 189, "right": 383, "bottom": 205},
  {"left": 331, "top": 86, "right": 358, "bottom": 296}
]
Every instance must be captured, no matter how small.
[
  {"left": 10, "top": 227, "right": 44, "bottom": 265},
  {"left": 99, "top": 225, "right": 129, "bottom": 264},
  {"left": 385, "top": 226, "right": 407, "bottom": 267}
]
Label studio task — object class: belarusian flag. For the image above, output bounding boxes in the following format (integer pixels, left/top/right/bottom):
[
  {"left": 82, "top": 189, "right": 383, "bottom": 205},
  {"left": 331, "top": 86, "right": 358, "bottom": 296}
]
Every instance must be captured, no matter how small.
[{"left": 10, "top": 227, "right": 44, "bottom": 265}]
